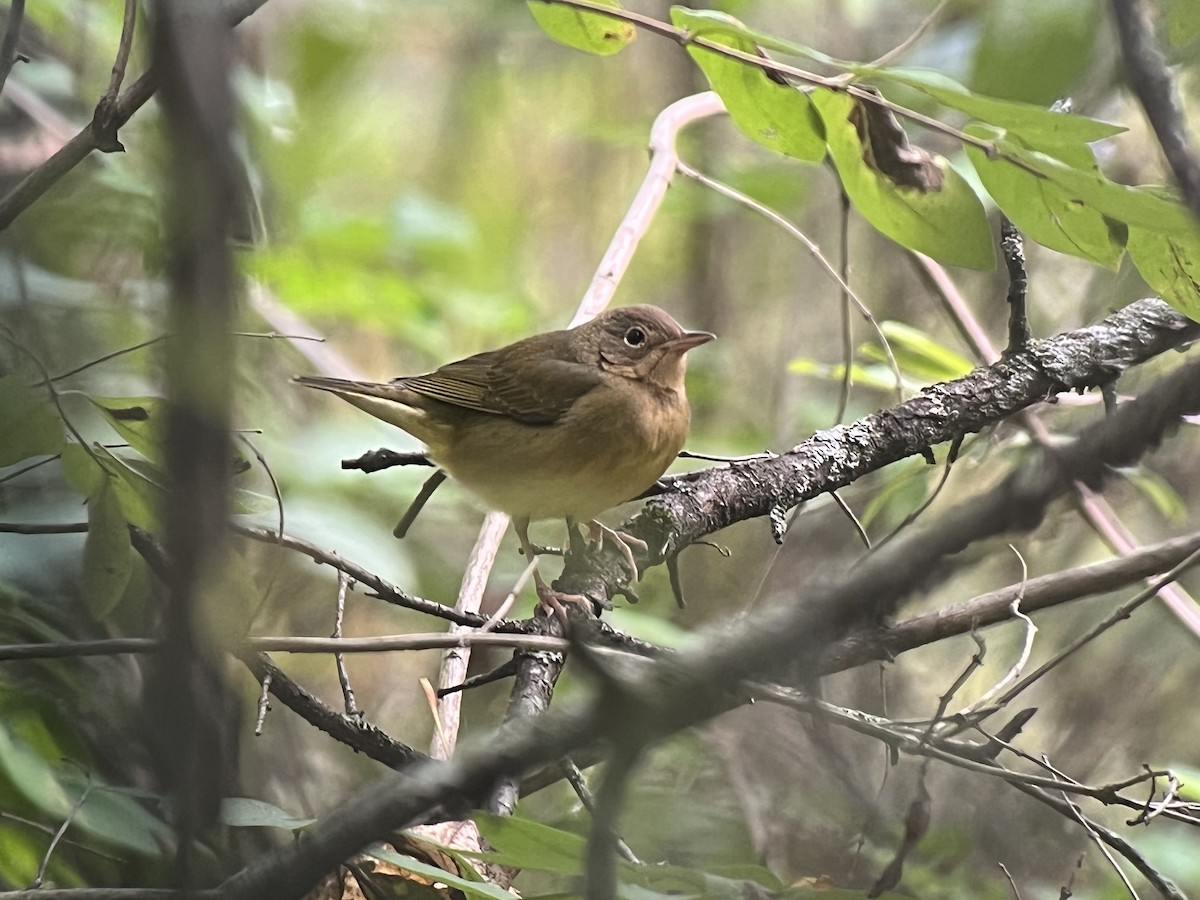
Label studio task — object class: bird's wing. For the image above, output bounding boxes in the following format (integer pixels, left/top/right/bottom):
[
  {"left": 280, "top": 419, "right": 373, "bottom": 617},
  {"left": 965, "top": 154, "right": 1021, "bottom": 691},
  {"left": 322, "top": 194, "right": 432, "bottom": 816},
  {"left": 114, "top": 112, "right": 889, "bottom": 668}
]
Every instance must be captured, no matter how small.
[{"left": 404, "top": 348, "right": 602, "bottom": 425}]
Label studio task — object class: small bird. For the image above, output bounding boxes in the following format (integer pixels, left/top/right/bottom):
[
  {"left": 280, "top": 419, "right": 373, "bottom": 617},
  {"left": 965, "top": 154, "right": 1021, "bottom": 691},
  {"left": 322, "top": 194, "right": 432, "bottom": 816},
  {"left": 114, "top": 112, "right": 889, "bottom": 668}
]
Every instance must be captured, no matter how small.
[{"left": 296, "top": 305, "right": 713, "bottom": 620}]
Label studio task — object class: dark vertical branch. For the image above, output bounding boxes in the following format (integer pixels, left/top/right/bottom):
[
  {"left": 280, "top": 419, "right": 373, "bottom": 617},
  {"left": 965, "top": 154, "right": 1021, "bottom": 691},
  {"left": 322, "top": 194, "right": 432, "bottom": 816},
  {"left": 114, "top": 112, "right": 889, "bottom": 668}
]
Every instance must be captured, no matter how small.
[
  {"left": 1110, "top": 0, "right": 1200, "bottom": 223},
  {"left": 0, "top": 0, "right": 26, "bottom": 99},
  {"left": 1001, "top": 219, "right": 1030, "bottom": 352},
  {"left": 151, "top": 0, "right": 242, "bottom": 882},
  {"left": 489, "top": 635, "right": 566, "bottom": 814},
  {"left": 92, "top": 0, "right": 139, "bottom": 151}
]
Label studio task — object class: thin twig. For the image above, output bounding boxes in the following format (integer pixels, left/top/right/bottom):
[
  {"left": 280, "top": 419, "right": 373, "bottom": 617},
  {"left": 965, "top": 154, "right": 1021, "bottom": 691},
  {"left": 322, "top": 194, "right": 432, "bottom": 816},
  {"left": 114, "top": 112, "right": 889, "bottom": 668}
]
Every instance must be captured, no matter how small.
[
  {"left": 333, "top": 571, "right": 359, "bottom": 718},
  {"left": 677, "top": 157, "right": 904, "bottom": 405},
  {"left": 560, "top": 759, "right": 642, "bottom": 865},
  {"left": 867, "top": 0, "right": 950, "bottom": 67},
  {"left": 33, "top": 782, "right": 93, "bottom": 888},
  {"left": 958, "top": 547, "right": 1037, "bottom": 715},
  {"left": 836, "top": 188, "right": 854, "bottom": 422},
  {"left": 90, "top": 0, "right": 138, "bottom": 151},
  {"left": 830, "top": 489, "right": 871, "bottom": 550},
  {"left": 994, "top": 545, "right": 1200, "bottom": 707},
  {"left": 998, "top": 862, "right": 1023, "bottom": 900},
  {"left": 1044, "top": 756, "right": 1141, "bottom": 900}
]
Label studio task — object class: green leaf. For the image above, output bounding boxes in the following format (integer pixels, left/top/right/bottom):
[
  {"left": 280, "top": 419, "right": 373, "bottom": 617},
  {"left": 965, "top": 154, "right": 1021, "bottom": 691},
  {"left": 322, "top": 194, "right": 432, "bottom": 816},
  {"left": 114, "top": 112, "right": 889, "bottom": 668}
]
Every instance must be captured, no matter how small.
[
  {"left": 92, "top": 445, "right": 163, "bottom": 532},
  {"left": 87, "top": 395, "right": 165, "bottom": 462},
  {"left": 526, "top": 0, "right": 635, "bottom": 56},
  {"left": 61, "top": 440, "right": 104, "bottom": 497},
  {"left": 670, "top": 7, "right": 825, "bottom": 162},
  {"left": 0, "top": 716, "right": 171, "bottom": 857},
  {"left": 965, "top": 133, "right": 1125, "bottom": 269},
  {"left": 1171, "top": 764, "right": 1200, "bottom": 801},
  {"left": 219, "top": 797, "right": 316, "bottom": 831},
  {"left": 231, "top": 487, "right": 279, "bottom": 516},
  {"left": 787, "top": 357, "right": 903, "bottom": 393},
  {"left": 969, "top": 0, "right": 1101, "bottom": 105},
  {"left": 866, "top": 322, "right": 975, "bottom": 382},
  {"left": 83, "top": 480, "right": 132, "bottom": 617},
  {"left": 966, "top": 124, "right": 1198, "bottom": 240},
  {"left": 813, "top": 90, "right": 994, "bottom": 269},
  {"left": 473, "top": 812, "right": 585, "bottom": 875},
  {"left": 0, "top": 376, "right": 64, "bottom": 466},
  {"left": 1127, "top": 216, "right": 1200, "bottom": 321},
  {"left": 367, "top": 846, "right": 515, "bottom": 900},
  {"left": 866, "top": 67, "right": 1125, "bottom": 146}
]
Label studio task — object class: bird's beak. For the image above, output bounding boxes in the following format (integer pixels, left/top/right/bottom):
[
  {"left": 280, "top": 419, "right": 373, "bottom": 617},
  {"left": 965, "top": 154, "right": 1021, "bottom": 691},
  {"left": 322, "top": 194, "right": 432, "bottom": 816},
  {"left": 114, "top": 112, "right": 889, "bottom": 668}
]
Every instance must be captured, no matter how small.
[{"left": 666, "top": 330, "right": 716, "bottom": 353}]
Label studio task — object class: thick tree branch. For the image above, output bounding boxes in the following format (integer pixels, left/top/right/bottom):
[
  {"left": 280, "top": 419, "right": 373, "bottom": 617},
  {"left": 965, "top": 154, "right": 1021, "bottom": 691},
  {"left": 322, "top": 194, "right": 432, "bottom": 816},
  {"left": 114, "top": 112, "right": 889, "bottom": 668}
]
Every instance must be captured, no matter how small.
[
  {"left": 558, "top": 298, "right": 1197, "bottom": 605},
  {"left": 823, "top": 529, "right": 1200, "bottom": 673}
]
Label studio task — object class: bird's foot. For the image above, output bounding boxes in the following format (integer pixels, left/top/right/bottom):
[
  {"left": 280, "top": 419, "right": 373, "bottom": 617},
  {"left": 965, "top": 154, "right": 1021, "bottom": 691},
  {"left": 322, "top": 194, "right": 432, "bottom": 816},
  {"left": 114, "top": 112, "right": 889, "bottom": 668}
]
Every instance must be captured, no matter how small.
[
  {"left": 586, "top": 520, "right": 647, "bottom": 584},
  {"left": 534, "top": 572, "right": 595, "bottom": 629}
]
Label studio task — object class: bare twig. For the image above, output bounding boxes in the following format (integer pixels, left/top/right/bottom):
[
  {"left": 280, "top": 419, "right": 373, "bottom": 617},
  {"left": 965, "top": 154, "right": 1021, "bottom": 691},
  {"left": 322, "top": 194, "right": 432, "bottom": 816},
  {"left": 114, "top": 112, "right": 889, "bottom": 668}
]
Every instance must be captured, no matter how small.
[
  {"left": 1001, "top": 219, "right": 1031, "bottom": 352},
  {"left": 333, "top": 571, "right": 359, "bottom": 717},
  {"left": 994, "top": 544, "right": 1200, "bottom": 707},
  {"left": 958, "top": 547, "right": 1037, "bottom": 714},
  {"left": 32, "top": 782, "right": 93, "bottom": 888},
  {"left": 676, "top": 156, "right": 904, "bottom": 405},
  {"left": 998, "top": 862, "right": 1023, "bottom": 900},
  {"left": 91, "top": 0, "right": 138, "bottom": 151},
  {"left": 866, "top": 0, "right": 950, "bottom": 67}
]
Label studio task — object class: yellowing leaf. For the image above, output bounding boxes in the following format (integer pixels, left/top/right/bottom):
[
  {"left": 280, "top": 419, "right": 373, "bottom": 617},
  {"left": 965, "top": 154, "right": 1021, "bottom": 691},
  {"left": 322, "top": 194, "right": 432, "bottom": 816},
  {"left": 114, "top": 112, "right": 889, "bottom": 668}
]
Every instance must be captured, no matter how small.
[
  {"left": 526, "top": 0, "right": 634, "bottom": 56},
  {"left": 814, "top": 90, "right": 994, "bottom": 269}
]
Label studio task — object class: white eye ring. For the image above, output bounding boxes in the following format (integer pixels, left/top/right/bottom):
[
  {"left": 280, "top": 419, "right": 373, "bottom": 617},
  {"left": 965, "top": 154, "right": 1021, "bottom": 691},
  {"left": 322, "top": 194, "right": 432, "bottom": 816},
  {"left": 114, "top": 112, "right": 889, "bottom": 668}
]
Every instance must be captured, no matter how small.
[{"left": 624, "top": 326, "right": 647, "bottom": 347}]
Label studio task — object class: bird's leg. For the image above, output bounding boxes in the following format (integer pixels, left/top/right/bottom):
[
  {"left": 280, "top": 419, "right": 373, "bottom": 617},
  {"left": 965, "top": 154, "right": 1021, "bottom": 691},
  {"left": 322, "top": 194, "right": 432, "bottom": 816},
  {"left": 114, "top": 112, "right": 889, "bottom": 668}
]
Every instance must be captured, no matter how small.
[
  {"left": 584, "top": 519, "right": 646, "bottom": 584},
  {"left": 514, "top": 516, "right": 593, "bottom": 627}
]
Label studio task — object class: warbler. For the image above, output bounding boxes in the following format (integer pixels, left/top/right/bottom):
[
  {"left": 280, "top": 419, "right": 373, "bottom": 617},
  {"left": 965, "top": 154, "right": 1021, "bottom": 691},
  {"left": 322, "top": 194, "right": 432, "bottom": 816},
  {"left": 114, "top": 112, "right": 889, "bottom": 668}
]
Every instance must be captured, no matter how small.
[{"left": 296, "top": 304, "right": 713, "bottom": 618}]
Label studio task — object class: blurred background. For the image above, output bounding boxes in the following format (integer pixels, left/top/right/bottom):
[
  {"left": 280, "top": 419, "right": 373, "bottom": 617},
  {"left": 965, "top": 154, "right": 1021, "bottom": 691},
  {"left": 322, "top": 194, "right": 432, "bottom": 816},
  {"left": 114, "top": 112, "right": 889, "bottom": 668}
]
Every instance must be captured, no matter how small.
[{"left": 1, "top": 0, "right": 1199, "bottom": 896}]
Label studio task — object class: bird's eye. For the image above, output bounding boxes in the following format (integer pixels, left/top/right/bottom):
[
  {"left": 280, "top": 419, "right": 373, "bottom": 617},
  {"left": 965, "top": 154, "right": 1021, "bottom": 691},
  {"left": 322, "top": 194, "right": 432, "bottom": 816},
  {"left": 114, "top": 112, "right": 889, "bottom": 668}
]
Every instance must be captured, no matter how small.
[{"left": 624, "top": 326, "right": 647, "bottom": 347}]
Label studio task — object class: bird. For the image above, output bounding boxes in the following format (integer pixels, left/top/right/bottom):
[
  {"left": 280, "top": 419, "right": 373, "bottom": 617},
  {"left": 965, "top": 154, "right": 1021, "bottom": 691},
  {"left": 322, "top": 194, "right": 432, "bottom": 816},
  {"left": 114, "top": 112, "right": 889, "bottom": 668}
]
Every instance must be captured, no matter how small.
[{"left": 295, "top": 304, "right": 713, "bottom": 621}]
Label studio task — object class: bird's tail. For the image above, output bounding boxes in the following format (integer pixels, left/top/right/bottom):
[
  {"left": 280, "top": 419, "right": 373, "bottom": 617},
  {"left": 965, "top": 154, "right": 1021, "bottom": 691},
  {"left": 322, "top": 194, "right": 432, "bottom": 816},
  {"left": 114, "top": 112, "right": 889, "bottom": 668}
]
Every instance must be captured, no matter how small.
[{"left": 293, "top": 375, "right": 424, "bottom": 433}]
